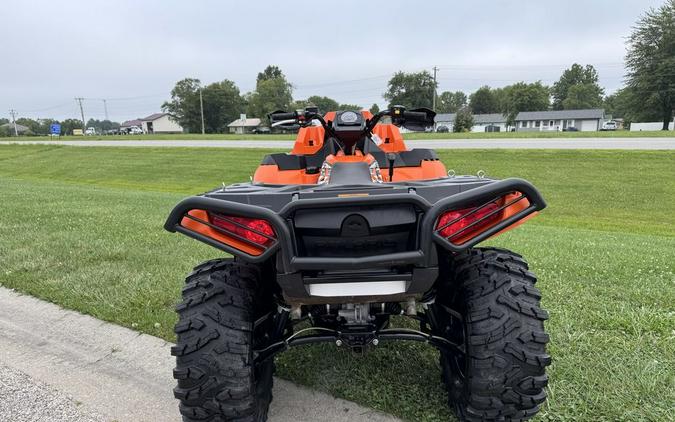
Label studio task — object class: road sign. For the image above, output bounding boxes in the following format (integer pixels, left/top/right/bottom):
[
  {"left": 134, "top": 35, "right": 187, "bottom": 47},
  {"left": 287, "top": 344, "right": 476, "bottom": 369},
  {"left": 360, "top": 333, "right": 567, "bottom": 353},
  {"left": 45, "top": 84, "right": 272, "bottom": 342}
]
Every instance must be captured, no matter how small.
[{"left": 50, "top": 123, "right": 61, "bottom": 135}]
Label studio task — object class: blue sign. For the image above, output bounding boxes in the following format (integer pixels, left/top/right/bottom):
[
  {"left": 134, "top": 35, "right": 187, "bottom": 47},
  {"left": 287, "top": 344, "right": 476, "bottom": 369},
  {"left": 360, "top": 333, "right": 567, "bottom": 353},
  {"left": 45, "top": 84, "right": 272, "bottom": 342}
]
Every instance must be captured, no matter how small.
[{"left": 50, "top": 123, "right": 61, "bottom": 135}]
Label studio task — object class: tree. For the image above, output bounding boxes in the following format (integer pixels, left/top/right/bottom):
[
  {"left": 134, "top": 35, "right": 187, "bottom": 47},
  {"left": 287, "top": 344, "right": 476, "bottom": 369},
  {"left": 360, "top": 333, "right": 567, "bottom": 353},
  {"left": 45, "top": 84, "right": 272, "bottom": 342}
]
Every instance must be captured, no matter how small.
[
  {"left": 437, "top": 91, "right": 467, "bottom": 113},
  {"left": 0, "top": 118, "right": 8, "bottom": 125},
  {"left": 384, "top": 71, "right": 437, "bottom": 109},
  {"left": 469, "top": 86, "right": 499, "bottom": 114},
  {"left": 626, "top": 0, "right": 675, "bottom": 130},
  {"left": 604, "top": 87, "right": 662, "bottom": 125},
  {"left": 338, "top": 103, "right": 362, "bottom": 111},
  {"left": 453, "top": 107, "right": 474, "bottom": 132},
  {"left": 369, "top": 103, "right": 380, "bottom": 114},
  {"left": 502, "top": 82, "right": 550, "bottom": 126},
  {"left": 86, "top": 119, "right": 121, "bottom": 132},
  {"left": 163, "top": 78, "right": 245, "bottom": 133},
  {"left": 306, "top": 96, "right": 339, "bottom": 113},
  {"left": 60, "top": 119, "right": 84, "bottom": 135},
  {"left": 551, "top": 64, "right": 604, "bottom": 110},
  {"left": 247, "top": 66, "right": 293, "bottom": 121},
  {"left": 162, "top": 78, "right": 203, "bottom": 133},
  {"left": 257, "top": 65, "right": 284, "bottom": 83},
  {"left": 562, "top": 83, "right": 604, "bottom": 109},
  {"left": 202, "top": 80, "right": 245, "bottom": 132}
]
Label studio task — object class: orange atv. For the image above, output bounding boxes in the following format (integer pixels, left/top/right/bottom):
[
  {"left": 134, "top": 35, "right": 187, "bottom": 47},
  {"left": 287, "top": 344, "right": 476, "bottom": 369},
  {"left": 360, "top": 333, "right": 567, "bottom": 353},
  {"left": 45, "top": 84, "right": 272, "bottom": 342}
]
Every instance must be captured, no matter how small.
[{"left": 165, "top": 106, "right": 550, "bottom": 422}]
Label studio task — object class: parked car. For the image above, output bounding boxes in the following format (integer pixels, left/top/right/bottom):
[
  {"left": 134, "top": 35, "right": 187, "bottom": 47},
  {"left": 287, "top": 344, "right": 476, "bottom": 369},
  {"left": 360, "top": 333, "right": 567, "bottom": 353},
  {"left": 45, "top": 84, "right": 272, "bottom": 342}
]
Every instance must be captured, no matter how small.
[
  {"left": 84, "top": 127, "right": 97, "bottom": 136},
  {"left": 252, "top": 126, "right": 271, "bottom": 134},
  {"left": 563, "top": 127, "right": 579, "bottom": 132},
  {"left": 601, "top": 121, "right": 618, "bottom": 131},
  {"left": 120, "top": 126, "right": 143, "bottom": 135},
  {"left": 436, "top": 125, "right": 449, "bottom": 133}
]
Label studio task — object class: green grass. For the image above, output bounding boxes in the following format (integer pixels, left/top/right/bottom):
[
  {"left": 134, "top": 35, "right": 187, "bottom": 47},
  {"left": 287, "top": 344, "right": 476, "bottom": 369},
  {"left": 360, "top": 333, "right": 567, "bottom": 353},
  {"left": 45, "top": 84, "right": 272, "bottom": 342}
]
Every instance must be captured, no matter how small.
[
  {"left": 1, "top": 129, "right": 673, "bottom": 142},
  {"left": 0, "top": 145, "right": 673, "bottom": 421}
]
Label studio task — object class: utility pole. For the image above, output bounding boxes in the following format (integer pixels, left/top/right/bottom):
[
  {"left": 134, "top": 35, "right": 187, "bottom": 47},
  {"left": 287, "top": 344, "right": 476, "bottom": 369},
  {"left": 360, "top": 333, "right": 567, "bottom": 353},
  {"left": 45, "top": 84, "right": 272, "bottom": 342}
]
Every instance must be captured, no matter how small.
[
  {"left": 102, "top": 99, "right": 109, "bottom": 121},
  {"left": 432, "top": 66, "right": 438, "bottom": 111},
  {"left": 9, "top": 109, "right": 18, "bottom": 136},
  {"left": 199, "top": 88, "right": 205, "bottom": 135},
  {"left": 75, "top": 97, "right": 86, "bottom": 129}
]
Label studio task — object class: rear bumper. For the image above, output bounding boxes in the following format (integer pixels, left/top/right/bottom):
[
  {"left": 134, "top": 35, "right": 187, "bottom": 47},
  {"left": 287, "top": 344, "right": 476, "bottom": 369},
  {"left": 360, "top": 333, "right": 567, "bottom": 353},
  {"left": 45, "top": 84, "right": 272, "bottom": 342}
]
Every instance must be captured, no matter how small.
[{"left": 165, "top": 178, "right": 546, "bottom": 298}]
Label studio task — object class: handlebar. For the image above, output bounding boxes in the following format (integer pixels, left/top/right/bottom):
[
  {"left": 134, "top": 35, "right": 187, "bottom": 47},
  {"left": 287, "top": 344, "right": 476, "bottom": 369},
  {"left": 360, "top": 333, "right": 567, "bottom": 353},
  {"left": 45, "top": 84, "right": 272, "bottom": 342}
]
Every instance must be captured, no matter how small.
[
  {"left": 403, "top": 111, "right": 428, "bottom": 120},
  {"left": 270, "top": 112, "right": 298, "bottom": 121}
]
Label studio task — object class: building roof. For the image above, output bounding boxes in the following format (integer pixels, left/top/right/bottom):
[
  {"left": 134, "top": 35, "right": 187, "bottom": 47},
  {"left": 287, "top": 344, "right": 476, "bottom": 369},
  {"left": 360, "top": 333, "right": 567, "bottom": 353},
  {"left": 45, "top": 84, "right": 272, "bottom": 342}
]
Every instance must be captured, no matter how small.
[
  {"left": 515, "top": 109, "right": 605, "bottom": 121},
  {"left": 473, "top": 113, "right": 508, "bottom": 124},
  {"left": 435, "top": 113, "right": 507, "bottom": 124},
  {"left": 141, "top": 113, "right": 168, "bottom": 121},
  {"left": 0, "top": 122, "right": 30, "bottom": 132},
  {"left": 228, "top": 118, "right": 262, "bottom": 127},
  {"left": 121, "top": 119, "right": 143, "bottom": 127},
  {"left": 435, "top": 113, "right": 456, "bottom": 122}
]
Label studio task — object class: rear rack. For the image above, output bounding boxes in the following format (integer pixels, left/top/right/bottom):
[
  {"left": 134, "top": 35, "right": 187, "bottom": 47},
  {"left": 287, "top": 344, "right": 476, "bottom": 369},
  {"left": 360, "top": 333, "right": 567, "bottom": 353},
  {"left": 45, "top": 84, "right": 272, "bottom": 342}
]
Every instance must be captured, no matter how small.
[{"left": 165, "top": 178, "right": 546, "bottom": 282}]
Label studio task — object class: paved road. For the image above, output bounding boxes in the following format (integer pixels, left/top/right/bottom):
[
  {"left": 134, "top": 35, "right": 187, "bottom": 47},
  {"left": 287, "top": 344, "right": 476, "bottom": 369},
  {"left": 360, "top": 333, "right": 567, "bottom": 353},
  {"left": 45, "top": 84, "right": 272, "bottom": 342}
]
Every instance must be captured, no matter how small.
[
  {"left": 2, "top": 137, "right": 674, "bottom": 149},
  {"left": 0, "top": 287, "right": 399, "bottom": 422}
]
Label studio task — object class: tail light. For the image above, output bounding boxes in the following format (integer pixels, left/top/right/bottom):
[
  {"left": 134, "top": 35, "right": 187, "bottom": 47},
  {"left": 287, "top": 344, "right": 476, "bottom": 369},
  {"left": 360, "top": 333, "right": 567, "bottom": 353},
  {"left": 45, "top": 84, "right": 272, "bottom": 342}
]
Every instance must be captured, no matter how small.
[
  {"left": 435, "top": 192, "right": 529, "bottom": 245},
  {"left": 179, "top": 210, "right": 276, "bottom": 256},
  {"left": 209, "top": 213, "right": 276, "bottom": 246}
]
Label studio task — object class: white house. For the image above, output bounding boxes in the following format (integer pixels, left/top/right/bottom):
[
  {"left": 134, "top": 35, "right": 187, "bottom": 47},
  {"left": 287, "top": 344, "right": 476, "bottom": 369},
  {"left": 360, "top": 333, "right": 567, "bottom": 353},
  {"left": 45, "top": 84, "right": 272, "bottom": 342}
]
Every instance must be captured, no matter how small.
[
  {"left": 434, "top": 113, "right": 508, "bottom": 132},
  {"left": 141, "top": 113, "right": 183, "bottom": 134},
  {"left": 515, "top": 109, "right": 605, "bottom": 132},
  {"left": 228, "top": 117, "right": 262, "bottom": 134}
]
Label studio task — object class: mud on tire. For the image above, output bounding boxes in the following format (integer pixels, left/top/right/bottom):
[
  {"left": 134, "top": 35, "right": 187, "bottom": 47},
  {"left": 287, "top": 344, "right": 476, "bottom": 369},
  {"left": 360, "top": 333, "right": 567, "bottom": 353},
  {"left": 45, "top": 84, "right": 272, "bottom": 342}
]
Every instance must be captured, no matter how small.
[
  {"left": 172, "top": 259, "right": 276, "bottom": 422},
  {"left": 434, "top": 247, "right": 551, "bottom": 421}
]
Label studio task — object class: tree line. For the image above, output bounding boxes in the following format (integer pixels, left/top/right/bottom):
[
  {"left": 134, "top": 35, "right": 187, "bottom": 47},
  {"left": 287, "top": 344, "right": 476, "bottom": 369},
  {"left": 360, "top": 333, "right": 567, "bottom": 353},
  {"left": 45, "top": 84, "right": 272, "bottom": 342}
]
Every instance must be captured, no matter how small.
[{"left": 3, "top": 1, "right": 673, "bottom": 135}]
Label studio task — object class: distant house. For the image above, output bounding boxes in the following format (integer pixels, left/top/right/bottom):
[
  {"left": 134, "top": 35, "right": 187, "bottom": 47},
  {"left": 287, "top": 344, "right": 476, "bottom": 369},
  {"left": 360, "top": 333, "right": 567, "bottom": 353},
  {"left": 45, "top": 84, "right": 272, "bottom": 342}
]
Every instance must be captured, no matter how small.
[
  {"left": 515, "top": 109, "right": 605, "bottom": 132},
  {"left": 120, "top": 119, "right": 143, "bottom": 129},
  {"left": 228, "top": 117, "right": 262, "bottom": 134},
  {"left": 434, "top": 113, "right": 508, "bottom": 132},
  {"left": 140, "top": 113, "right": 183, "bottom": 134},
  {"left": 434, "top": 113, "right": 456, "bottom": 132},
  {"left": 0, "top": 122, "right": 30, "bottom": 135}
]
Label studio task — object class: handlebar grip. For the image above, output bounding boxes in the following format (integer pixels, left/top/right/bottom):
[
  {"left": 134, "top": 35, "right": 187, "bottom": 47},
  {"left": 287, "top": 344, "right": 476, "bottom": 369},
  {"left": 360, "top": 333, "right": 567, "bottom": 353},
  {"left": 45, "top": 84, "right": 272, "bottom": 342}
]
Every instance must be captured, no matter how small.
[
  {"left": 270, "top": 112, "right": 297, "bottom": 121},
  {"left": 403, "top": 111, "right": 428, "bottom": 120}
]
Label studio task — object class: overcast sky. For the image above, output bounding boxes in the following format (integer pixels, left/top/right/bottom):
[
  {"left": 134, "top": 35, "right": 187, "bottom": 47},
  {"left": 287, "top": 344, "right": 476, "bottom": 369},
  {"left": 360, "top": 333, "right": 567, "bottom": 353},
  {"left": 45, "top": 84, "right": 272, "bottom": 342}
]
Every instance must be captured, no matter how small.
[{"left": 0, "top": 0, "right": 664, "bottom": 122}]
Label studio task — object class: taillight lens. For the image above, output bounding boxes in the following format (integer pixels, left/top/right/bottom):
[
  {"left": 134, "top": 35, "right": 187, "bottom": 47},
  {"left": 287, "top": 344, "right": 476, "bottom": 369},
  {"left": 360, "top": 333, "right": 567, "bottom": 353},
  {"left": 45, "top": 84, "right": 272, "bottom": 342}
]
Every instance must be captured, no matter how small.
[
  {"left": 436, "top": 203, "right": 500, "bottom": 241},
  {"left": 209, "top": 213, "right": 276, "bottom": 246}
]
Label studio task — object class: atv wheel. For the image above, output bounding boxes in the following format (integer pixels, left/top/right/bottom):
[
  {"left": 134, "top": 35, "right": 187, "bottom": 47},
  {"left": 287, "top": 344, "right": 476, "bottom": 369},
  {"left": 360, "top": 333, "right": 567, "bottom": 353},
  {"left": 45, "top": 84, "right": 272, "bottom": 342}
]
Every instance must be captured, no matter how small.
[
  {"left": 172, "top": 259, "right": 276, "bottom": 422},
  {"left": 433, "top": 248, "right": 551, "bottom": 421}
]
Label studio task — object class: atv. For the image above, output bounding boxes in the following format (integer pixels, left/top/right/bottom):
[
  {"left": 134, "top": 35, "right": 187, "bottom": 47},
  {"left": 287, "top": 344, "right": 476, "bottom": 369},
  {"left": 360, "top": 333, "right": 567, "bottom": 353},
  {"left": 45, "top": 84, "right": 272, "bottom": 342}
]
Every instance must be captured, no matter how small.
[{"left": 165, "top": 106, "right": 550, "bottom": 421}]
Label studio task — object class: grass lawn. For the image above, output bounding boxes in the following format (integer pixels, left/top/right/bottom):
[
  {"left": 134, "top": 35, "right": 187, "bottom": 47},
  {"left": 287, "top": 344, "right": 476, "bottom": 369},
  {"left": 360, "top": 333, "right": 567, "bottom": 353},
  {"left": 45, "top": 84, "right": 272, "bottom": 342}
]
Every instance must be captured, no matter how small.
[
  {"left": 0, "top": 145, "right": 673, "bottom": 421},
  {"left": 1, "top": 129, "right": 674, "bottom": 142}
]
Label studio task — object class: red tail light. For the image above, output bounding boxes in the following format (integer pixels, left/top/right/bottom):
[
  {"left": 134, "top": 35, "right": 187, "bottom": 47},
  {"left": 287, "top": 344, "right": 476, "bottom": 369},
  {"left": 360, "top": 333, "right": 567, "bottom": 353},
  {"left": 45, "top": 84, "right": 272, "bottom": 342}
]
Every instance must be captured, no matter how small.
[
  {"left": 209, "top": 213, "right": 276, "bottom": 246},
  {"left": 436, "top": 203, "right": 501, "bottom": 243}
]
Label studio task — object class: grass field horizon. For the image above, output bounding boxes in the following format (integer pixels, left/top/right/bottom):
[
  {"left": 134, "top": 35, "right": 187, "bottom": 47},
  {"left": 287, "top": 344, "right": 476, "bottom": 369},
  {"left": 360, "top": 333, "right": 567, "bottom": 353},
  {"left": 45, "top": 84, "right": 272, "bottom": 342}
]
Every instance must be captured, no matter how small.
[
  {"left": 0, "top": 145, "right": 673, "bottom": 421},
  {"left": 1, "top": 129, "right": 675, "bottom": 142}
]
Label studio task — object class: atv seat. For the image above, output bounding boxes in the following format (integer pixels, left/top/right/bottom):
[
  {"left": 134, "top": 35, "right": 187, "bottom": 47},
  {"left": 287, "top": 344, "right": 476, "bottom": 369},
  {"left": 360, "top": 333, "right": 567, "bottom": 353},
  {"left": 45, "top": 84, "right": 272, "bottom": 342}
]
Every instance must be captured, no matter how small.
[{"left": 260, "top": 139, "right": 334, "bottom": 172}]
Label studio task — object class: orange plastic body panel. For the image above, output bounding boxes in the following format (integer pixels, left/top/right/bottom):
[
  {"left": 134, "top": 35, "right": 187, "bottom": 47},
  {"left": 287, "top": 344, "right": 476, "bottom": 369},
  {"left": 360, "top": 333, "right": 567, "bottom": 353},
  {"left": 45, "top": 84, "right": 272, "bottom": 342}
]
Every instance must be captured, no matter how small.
[
  {"left": 180, "top": 210, "right": 264, "bottom": 256},
  {"left": 384, "top": 160, "right": 447, "bottom": 182},
  {"left": 253, "top": 165, "right": 321, "bottom": 185},
  {"left": 255, "top": 110, "right": 448, "bottom": 184},
  {"left": 290, "top": 125, "right": 325, "bottom": 155},
  {"left": 371, "top": 124, "right": 408, "bottom": 152}
]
